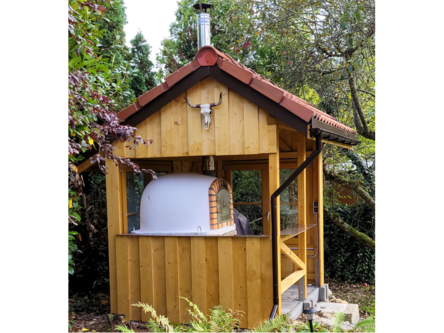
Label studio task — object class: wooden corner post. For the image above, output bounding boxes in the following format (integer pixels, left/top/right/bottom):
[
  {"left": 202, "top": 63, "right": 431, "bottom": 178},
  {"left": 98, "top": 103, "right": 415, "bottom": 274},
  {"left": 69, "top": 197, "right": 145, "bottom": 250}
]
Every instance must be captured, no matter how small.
[
  {"left": 105, "top": 159, "right": 124, "bottom": 313},
  {"left": 268, "top": 129, "right": 281, "bottom": 314},
  {"left": 317, "top": 149, "right": 324, "bottom": 286},
  {"left": 297, "top": 132, "right": 307, "bottom": 299}
]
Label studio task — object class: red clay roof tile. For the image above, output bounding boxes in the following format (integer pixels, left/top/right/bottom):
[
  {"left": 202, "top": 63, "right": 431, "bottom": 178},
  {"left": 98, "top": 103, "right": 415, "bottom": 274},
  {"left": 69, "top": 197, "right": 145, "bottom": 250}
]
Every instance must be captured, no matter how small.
[
  {"left": 280, "top": 97, "right": 313, "bottom": 122},
  {"left": 249, "top": 76, "right": 284, "bottom": 103},
  {"left": 117, "top": 101, "right": 141, "bottom": 121},
  {"left": 217, "top": 58, "right": 253, "bottom": 84},
  {"left": 197, "top": 48, "right": 219, "bottom": 66},
  {"left": 137, "top": 82, "right": 169, "bottom": 107},
  {"left": 165, "top": 63, "right": 194, "bottom": 88}
]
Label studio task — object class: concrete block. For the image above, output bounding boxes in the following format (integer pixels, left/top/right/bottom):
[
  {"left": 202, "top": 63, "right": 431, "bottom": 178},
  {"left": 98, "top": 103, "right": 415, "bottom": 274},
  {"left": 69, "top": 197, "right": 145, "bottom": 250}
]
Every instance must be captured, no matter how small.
[
  {"left": 303, "top": 300, "right": 314, "bottom": 310},
  {"left": 319, "top": 286, "right": 327, "bottom": 301},
  {"left": 344, "top": 304, "right": 359, "bottom": 325}
]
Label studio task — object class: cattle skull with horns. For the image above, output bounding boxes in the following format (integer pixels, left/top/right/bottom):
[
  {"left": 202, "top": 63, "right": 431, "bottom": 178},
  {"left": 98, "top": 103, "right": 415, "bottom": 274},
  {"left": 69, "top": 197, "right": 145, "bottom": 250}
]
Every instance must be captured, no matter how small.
[{"left": 184, "top": 92, "right": 223, "bottom": 130}]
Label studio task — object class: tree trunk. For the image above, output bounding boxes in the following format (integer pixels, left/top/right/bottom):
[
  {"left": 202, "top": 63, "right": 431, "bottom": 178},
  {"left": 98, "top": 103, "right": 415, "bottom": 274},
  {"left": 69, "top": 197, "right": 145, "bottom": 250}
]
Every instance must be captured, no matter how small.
[{"left": 324, "top": 207, "right": 375, "bottom": 251}]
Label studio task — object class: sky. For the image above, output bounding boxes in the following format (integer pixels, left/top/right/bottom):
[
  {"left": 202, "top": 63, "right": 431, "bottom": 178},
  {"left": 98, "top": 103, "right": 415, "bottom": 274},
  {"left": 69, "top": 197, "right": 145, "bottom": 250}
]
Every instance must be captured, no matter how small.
[{"left": 123, "top": 0, "right": 179, "bottom": 63}]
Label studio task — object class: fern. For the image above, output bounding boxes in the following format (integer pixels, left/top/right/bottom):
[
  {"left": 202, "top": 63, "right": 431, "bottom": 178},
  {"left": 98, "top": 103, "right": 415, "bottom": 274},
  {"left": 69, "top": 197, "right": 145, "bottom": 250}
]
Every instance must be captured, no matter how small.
[
  {"left": 132, "top": 302, "right": 175, "bottom": 332},
  {"left": 331, "top": 312, "right": 345, "bottom": 332},
  {"left": 208, "top": 306, "right": 242, "bottom": 332},
  {"left": 251, "top": 314, "right": 288, "bottom": 332},
  {"left": 179, "top": 296, "right": 208, "bottom": 324},
  {"left": 114, "top": 324, "right": 135, "bottom": 332},
  {"left": 354, "top": 316, "right": 375, "bottom": 332}
]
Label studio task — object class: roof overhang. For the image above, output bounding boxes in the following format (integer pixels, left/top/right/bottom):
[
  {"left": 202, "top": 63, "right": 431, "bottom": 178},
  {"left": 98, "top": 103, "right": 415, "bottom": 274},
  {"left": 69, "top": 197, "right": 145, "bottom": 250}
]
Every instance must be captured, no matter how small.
[{"left": 310, "top": 118, "right": 361, "bottom": 146}]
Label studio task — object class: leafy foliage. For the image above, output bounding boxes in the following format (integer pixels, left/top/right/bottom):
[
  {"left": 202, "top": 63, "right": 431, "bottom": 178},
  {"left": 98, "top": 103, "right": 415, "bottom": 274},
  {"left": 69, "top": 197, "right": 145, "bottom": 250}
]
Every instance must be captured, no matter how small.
[
  {"left": 116, "top": 297, "right": 289, "bottom": 333},
  {"left": 324, "top": 203, "right": 375, "bottom": 283},
  {"left": 68, "top": 0, "right": 155, "bottom": 275},
  {"left": 354, "top": 316, "right": 375, "bottom": 332}
]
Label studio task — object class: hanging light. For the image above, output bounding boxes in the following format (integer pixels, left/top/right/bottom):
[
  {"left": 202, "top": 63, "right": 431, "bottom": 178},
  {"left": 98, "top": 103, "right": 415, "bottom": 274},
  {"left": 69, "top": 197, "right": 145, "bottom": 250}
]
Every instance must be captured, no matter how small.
[{"left": 303, "top": 307, "right": 316, "bottom": 332}]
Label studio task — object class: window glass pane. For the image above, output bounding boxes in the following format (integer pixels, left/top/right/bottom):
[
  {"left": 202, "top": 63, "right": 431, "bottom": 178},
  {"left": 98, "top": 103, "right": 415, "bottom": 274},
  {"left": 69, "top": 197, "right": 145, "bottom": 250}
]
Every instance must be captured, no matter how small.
[
  {"left": 279, "top": 169, "right": 298, "bottom": 230},
  {"left": 126, "top": 171, "right": 166, "bottom": 232},
  {"left": 232, "top": 170, "right": 262, "bottom": 203},
  {"left": 234, "top": 205, "right": 263, "bottom": 235}
]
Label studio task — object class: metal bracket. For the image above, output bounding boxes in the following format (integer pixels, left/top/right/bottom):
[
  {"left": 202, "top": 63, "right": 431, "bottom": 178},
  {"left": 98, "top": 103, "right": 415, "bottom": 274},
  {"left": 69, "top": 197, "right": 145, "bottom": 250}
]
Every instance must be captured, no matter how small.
[
  {"left": 298, "top": 277, "right": 305, "bottom": 301},
  {"left": 315, "top": 258, "right": 320, "bottom": 287}
]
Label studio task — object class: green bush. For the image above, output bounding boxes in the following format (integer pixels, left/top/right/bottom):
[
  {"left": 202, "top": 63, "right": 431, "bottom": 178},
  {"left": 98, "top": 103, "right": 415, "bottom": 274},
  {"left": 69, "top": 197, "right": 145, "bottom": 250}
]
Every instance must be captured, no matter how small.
[{"left": 324, "top": 203, "right": 375, "bottom": 283}]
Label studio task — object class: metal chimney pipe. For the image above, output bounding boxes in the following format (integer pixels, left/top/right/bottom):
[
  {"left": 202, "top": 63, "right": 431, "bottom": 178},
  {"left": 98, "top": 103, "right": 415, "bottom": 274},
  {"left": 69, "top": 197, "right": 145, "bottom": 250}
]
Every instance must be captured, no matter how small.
[{"left": 193, "top": 3, "right": 213, "bottom": 48}]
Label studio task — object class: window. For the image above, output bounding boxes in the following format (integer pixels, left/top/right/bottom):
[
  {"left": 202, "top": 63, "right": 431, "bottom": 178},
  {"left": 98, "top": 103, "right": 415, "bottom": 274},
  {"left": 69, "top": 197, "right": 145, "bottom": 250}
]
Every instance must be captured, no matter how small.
[
  {"left": 279, "top": 168, "right": 298, "bottom": 231},
  {"left": 227, "top": 164, "right": 268, "bottom": 235},
  {"left": 122, "top": 162, "right": 172, "bottom": 233}
]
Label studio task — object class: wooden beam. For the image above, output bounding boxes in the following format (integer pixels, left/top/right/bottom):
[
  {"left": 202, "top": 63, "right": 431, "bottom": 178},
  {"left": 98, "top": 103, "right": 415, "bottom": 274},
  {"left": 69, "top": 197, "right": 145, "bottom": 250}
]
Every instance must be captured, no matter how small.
[
  {"left": 297, "top": 132, "right": 307, "bottom": 299},
  {"left": 322, "top": 138, "right": 354, "bottom": 149},
  {"left": 317, "top": 150, "right": 325, "bottom": 286},
  {"left": 105, "top": 159, "right": 123, "bottom": 313},
  {"left": 281, "top": 270, "right": 305, "bottom": 294},
  {"left": 279, "top": 138, "right": 291, "bottom": 152},
  {"left": 280, "top": 241, "right": 306, "bottom": 271},
  {"left": 268, "top": 129, "right": 281, "bottom": 314},
  {"left": 280, "top": 235, "right": 295, "bottom": 242}
]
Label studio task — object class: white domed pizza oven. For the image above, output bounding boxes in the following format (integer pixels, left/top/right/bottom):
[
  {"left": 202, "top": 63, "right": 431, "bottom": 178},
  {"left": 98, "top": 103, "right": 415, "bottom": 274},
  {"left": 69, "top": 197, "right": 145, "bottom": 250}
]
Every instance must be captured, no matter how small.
[{"left": 132, "top": 173, "right": 236, "bottom": 235}]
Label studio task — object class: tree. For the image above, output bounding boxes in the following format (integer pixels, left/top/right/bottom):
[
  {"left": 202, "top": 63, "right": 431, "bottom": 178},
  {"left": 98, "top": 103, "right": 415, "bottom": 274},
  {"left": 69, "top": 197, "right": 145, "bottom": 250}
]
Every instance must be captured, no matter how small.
[
  {"left": 129, "top": 31, "right": 156, "bottom": 97},
  {"left": 223, "top": 0, "right": 375, "bottom": 248},
  {"left": 96, "top": 0, "right": 135, "bottom": 109},
  {"left": 68, "top": 0, "right": 154, "bottom": 274},
  {"left": 156, "top": 0, "right": 249, "bottom": 78}
]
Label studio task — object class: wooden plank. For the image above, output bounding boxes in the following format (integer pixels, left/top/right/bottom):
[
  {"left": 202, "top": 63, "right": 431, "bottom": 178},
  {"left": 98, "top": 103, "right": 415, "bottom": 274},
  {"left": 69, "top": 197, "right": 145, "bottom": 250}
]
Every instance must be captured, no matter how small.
[
  {"left": 147, "top": 112, "right": 162, "bottom": 157},
  {"left": 268, "top": 125, "right": 278, "bottom": 153},
  {"left": 191, "top": 237, "right": 206, "bottom": 313},
  {"left": 281, "top": 270, "right": 305, "bottom": 293},
  {"left": 243, "top": 100, "right": 259, "bottom": 154},
  {"left": 214, "top": 80, "right": 229, "bottom": 155},
  {"left": 317, "top": 151, "right": 325, "bottom": 286},
  {"left": 201, "top": 77, "right": 216, "bottom": 155},
  {"left": 105, "top": 159, "right": 123, "bottom": 313},
  {"left": 187, "top": 81, "right": 203, "bottom": 156},
  {"left": 152, "top": 237, "right": 167, "bottom": 316},
  {"left": 297, "top": 132, "right": 307, "bottom": 299},
  {"left": 258, "top": 108, "right": 270, "bottom": 154},
  {"left": 218, "top": 238, "right": 234, "bottom": 310},
  {"left": 125, "top": 138, "right": 137, "bottom": 158},
  {"left": 279, "top": 138, "right": 291, "bottom": 152},
  {"left": 178, "top": 237, "right": 192, "bottom": 323},
  {"left": 116, "top": 236, "right": 131, "bottom": 318},
  {"left": 165, "top": 237, "right": 180, "bottom": 323},
  {"left": 228, "top": 90, "right": 245, "bottom": 155},
  {"left": 280, "top": 241, "right": 306, "bottom": 271},
  {"left": 136, "top": 119, "right": 149, "bottom": 158},
  {"left": 129, "top": 237, "right": 141, "bottom": 320},
  {"left": 232, "top": 238, "right": 248, "bottom": 328},
  {"left": 173, "top": 92, "right": 189, "bottom": 156},
  {"left": 161, "top": 101, "right": 175, "bottom": 156},
  {"left": 139, "top": 237, "right": 154, "bottom": 322},
  {"left": 260, "top": 238, "right": 273, "bottom": 321},
  {"left": 205, "top": 238, "right": 219, "bottom": 314},
  {"left": 121, "top": 171, "right": 128, "bottom": 234},
  {"left": 246, "top": 238, "right": 262, "bottom": 328},
  {"left": 280, "top": 235, "right": 295, "bottom": 242}
]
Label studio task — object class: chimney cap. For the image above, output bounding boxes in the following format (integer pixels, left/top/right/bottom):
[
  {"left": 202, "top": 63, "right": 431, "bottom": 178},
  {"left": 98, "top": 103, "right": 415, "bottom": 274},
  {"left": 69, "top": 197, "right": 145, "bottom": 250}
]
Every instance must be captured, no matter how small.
[{"left": 193, "top": 3, "right": 213, "bottom": 13}]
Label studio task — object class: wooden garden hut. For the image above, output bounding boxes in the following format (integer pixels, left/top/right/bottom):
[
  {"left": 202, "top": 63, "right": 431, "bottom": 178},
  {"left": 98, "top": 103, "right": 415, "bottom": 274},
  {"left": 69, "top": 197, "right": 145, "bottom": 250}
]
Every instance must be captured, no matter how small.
[{"left": 80, "top": 45, "right": 359, "bottom": 329}]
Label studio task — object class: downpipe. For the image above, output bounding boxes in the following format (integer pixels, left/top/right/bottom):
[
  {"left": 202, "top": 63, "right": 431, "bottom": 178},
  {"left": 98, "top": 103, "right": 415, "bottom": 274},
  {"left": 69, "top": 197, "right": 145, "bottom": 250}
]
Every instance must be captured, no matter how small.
[{"left": 269, "top": 128, "right": 323, "bottom": 319}]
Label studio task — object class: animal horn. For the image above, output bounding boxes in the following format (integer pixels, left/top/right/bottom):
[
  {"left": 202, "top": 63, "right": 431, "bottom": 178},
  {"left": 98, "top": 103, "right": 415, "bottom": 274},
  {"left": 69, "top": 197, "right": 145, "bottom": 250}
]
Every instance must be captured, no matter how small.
[
  {"left": 184, "top": 96, "right": 200, "bottom": 108},
  {"left": 210, "top": 92, "right": 223, "bottom": 107}
]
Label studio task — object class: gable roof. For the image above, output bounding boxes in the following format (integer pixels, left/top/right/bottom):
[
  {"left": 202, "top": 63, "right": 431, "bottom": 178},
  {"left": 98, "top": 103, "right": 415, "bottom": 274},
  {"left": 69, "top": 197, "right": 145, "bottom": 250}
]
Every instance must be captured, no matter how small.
[{"left": 117, "top": 46, "right": 360, "bottom": 146}]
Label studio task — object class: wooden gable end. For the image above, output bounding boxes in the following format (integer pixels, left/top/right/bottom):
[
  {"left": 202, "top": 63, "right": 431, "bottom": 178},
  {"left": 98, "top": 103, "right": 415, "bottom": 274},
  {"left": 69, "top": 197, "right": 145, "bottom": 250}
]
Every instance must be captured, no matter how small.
[{"left": 115, "top": 77, "right": 278, "bottom": 158}]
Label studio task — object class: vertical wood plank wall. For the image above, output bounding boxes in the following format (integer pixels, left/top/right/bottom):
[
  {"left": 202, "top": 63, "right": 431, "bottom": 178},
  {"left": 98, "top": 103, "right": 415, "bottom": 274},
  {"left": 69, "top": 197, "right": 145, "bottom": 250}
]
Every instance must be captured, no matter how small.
[
  {"left": 115, "top": 235, "right": 273, "bottom": 329},
  {"left": 114, "top": 77, "right": 277, "bottom": 158}
]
